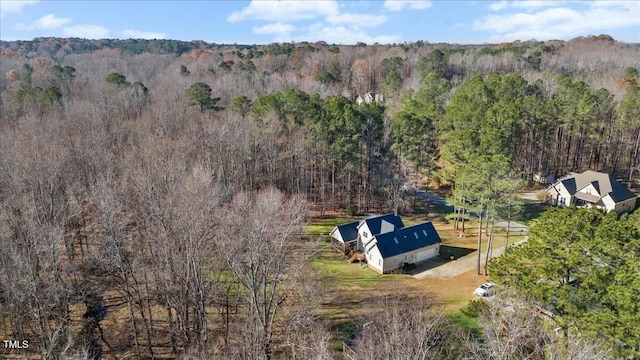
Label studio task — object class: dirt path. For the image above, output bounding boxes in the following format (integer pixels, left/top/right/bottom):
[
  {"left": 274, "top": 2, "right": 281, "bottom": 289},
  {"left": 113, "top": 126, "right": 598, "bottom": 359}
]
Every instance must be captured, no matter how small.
[{"left": 412, "top": 239, "right": 527, "bottom": 279}]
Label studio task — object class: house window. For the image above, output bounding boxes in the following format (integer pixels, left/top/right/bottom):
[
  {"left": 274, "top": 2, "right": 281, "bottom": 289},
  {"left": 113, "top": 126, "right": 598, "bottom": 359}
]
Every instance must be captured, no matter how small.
[
  {"left": 586, "top": 188, "right": 592, "bottom": 195},
  {"left": 362, "top": 231, "right": 368, "bottom": 238},
  {"left": 378, "top": 259, "right": 381, "bottom": 266}
]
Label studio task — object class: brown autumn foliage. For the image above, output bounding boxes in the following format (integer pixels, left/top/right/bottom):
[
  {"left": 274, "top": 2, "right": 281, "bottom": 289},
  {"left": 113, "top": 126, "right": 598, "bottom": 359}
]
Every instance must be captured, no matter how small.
[{"left": 0, "top": 35, "right": 638, "bottom": 359}]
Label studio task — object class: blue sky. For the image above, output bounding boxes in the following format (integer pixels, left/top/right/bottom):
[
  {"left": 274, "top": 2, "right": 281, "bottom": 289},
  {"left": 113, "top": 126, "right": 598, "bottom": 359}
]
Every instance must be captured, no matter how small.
[{"left": 1, "top": 0, "right": 639, "bottom": 44}]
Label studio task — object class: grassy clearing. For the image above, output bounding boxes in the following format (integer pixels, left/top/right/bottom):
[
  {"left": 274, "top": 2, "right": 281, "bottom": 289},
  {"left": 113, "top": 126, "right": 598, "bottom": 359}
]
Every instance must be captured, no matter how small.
[
  {"left": 312, "top": 245, "right": 393, "bottom": 291},
  {"left": 449, "top": 309, "right": 480, "bottom": 335},
  {"left": 305, "top": 216, "right": 358, "bottom": 239},
  {"left": 306, "top": 216, "right": 481, "bottom": 330},
  {"left": 520, "top": 201, "right": 550, "bottom": 225}
]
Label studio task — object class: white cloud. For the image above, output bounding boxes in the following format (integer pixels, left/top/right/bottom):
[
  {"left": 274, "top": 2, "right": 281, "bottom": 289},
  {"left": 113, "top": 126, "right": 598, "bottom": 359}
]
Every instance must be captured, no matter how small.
[
  {"left": 511, "top": 1, "right": 568, "bottom": 9},
  {"left": 16, "top": 13, "right": 71, "bottom": 30},
  {"left": 229, "top": 0, "right": 398, "bottom": 44},
  {"left": 489, "top": 1, "right": 569, "bottom": 12},
  {"left": 253, "top": 22, "right": 295, "bottom": 35},
  {"left": 326, "top": 13, "right": 387, "bottom": 27},
  {"left": 228, "top": 0, "right": 338, "bottom": 22},
  {"left": 489, "top": 1, "right": 508, "bottom": 11},
  {"left": 62, "top": 24, "right": 109, "bottom": 39},
  {"left": 592, "top": 0, "right": 640, "bottom": 11},
  {"left": 36, "top": 13, "right": 71, "bottom": 29},
  {"left": 475, "top": 1, "right": 640, "bottom": 42},
  {"left": 295, "top": 22, "right": 400, "bottom": 44},
  {"left": 0, "top": 0, "right": 38, "bottom": 18},
  {"left": 383, "top": 0, "right": 432, "bottom": 12},
  {"left": 121, "top": 29, "right": 166, "bottom": 39}
]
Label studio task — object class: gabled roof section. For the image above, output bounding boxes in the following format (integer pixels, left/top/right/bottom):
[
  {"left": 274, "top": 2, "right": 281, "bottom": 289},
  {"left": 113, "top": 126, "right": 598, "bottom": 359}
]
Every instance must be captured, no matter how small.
[
  {"left": 608, "top": 180, "right": 637, "bottom": 202},
  {"left": 558, "top": 178, "right": 576, "bottom": 195},
  {"left": 357, "top": 213, "right": 404, "bottom": 236},
  {"left": 374, "top": 222, "right": 441, "bottom": 258},
  {"left": 330, "top": 221, "right": 359, "bottom": 243}
]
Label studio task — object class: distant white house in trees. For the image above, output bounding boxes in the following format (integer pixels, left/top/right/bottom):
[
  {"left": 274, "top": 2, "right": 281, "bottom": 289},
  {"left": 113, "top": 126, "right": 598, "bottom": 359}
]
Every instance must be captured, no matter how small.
[
  {"left": 355, "top": 92, "right": 384, "bottom": 105},
  {"left": 533, "top": 172, "right": 555, "bottom": 185},
  {"left": 547, "top": 170, "right": 638, "bottom": 214},
  {"left": 330, "top": 214, "right": 442, "bottom": 273}
]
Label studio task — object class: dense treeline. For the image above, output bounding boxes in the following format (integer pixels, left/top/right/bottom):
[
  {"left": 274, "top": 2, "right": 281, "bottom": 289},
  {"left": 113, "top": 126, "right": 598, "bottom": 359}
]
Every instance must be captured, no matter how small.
[
  {"left": 490, "top": 207, "right": 640, "bottom": 358},
  {"left": 1, "top": 36, "right": 639, "bottom": 359}
]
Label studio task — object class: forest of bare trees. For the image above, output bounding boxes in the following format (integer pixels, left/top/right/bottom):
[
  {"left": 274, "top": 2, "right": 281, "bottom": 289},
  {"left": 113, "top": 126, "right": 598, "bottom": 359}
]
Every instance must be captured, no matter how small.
[{"left": 1, "top": 36, "right": 639, "bottom": 359}]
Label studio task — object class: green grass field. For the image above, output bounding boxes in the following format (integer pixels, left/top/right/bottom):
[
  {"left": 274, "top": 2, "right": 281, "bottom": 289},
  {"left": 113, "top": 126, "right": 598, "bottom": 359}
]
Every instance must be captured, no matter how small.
[
  {"left": 305, "top": 216, "right": 358, "bottom": 238},
  {"left": 312, "top": 245, "right": 395, "bottom": 291}
]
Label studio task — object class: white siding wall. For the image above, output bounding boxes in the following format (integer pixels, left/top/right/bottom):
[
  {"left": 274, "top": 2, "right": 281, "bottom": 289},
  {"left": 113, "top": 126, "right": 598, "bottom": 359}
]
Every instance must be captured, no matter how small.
[
  {"left": 379, "top": 219, "right": 395, "bottom": 234},
  {"left": 601, "top": 194, "right": 617, "bottom": 212},
  {"left": 577, "top": 183, "right": 600, "bottom": 197},
  {"left": 358, "top": 223, "right": 372, "bottom": 242},
  {"left": 378, "top": 244, "right": 441, "bottom": 273},
  {"left": 416, "top": 245, "right": 440, "bottom": 262},
  {"left": 614, "top": 197, "right": 638, "bottom": 214},
  {"left": 358, "top": 223, "right": 373, "bottom": 251},
  {"left": 366, "top": 246, "right": 384, "bottom": 273},
  {"left": 330, "top": 228, "right": 344, "bottom": 243},
  {"left": 549, "top": 183, "right": 573, "bottom": 207}
]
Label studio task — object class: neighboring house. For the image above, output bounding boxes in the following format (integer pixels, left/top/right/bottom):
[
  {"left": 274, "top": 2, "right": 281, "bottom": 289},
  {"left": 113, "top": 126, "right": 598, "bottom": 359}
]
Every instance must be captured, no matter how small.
[
  {"left": 330, "top": 214, "right": 442, "bottom": 273},
  {"left": 547, "top": 170, "right": 638, "bottom": 214},
  {"left": 355, "top": 92, "right": 384, "bottom": 105},
  {"left": 533, "top": 172, "right": 555, "bottom": 185}
]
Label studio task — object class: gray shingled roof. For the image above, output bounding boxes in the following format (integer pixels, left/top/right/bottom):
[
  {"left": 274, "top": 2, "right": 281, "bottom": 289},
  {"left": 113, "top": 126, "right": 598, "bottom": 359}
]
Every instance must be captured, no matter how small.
[
  {"left": 574, "top": 192, "right": 601, "bottom": 203},
  {"left": 568, "top": 170, "right": 636, "bottom": 202},
  {"left": 374, "top": 222, "right": 441, "bottom": 258}
]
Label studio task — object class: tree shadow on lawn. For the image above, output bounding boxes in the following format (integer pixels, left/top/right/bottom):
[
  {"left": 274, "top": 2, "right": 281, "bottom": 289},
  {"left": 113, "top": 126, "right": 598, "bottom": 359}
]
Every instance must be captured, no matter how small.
[
  {"left": 404, "top": 245, "right": 476, "bottom": 276},
  {"left": 440, "top": 245, "right": 475, "bottom": 259},
  {"left": 519, "top": 201, "right": 550, "bottom": 224}
]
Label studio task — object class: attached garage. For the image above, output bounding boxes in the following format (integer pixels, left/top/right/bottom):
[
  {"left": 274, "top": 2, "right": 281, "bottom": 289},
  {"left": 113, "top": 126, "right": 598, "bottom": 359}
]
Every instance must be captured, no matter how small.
[{"left": 416, "top": 245, "right": 440, "bottom": 262}]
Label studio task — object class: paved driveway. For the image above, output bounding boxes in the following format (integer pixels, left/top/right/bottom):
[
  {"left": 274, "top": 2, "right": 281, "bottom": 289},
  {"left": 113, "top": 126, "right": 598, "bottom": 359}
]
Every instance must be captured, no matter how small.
[
  {"left": 412, "top": 239, "right": 527, "bottom": 279},
  {"left": 411, "top": 189, "right": 529, "bottom": 279},
  {"left": 494, "top": 220, "right": 528, "bottom": 234}
]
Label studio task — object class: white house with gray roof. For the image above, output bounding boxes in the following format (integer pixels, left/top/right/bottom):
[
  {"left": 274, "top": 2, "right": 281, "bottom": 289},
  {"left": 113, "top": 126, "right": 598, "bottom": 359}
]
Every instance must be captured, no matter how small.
[
  {"left": 330, "top": 214, "right": 442, "bottom": 273},
  {"left": 547, "top": 170, "right": 638, "bottom": 214}
]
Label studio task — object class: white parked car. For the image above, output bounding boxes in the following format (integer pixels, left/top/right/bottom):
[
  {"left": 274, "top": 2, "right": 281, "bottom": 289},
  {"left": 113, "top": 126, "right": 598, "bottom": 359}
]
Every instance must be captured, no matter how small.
[{"left": 474, "top": 283, "right": 496, "bottom": 297}]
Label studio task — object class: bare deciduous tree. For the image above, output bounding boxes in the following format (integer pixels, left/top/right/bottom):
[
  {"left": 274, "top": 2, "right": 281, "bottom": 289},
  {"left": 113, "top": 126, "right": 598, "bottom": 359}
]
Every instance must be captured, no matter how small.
[
  {"left": 220, "top": 188, "right": 314, "bottom": 360},
  {"left": 349, "top": 290, "right": 454, "bottom": 360}
]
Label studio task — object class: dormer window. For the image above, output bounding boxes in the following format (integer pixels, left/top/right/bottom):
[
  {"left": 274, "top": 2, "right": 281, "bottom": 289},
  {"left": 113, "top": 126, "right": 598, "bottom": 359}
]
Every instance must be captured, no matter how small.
[{"left": 362, "top": 231, "right": 369, "bottom": 238}]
